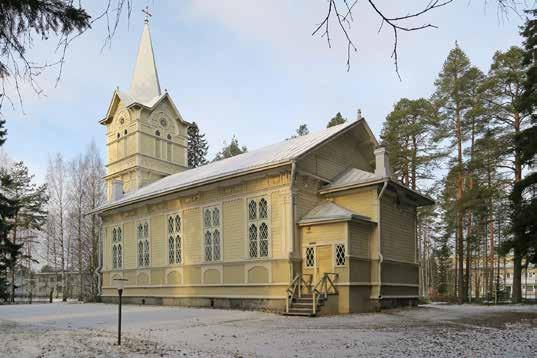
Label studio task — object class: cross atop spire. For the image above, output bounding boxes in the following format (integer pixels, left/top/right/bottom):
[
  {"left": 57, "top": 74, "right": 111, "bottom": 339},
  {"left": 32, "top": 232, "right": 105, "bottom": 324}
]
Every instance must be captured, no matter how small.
[{"left": 142, "top": 6, "right": 152, "bottom": 24}]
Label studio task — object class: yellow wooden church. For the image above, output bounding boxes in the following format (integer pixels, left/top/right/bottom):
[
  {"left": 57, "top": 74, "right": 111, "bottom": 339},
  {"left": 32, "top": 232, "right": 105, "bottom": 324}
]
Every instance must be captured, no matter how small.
[{"left": 94, "top": 19, "right": 433, "bottom": 315}]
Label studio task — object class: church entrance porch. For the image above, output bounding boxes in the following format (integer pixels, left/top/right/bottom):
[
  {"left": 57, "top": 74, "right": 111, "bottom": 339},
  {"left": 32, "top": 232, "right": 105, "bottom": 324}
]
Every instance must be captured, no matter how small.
[{"left": 314, "top": 244, "right": 332, "bottom": 284}]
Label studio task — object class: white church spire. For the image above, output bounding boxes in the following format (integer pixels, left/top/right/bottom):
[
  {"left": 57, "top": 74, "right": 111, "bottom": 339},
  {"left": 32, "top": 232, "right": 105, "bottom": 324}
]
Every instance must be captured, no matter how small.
[{"left": 129, "top": 8, "right": 161, "bottom": 103}]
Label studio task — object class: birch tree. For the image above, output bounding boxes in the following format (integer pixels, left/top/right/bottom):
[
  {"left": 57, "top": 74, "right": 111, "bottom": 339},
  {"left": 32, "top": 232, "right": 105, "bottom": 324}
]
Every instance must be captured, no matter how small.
[
  {"left": 82, "top": 142, "right": 106, "bottom": 300},
  {"left": 67, "top": 155, "right": 87, "bottom": 300},
  {"left": 46, "top": 154, "right": 70, "bottom": 300}
]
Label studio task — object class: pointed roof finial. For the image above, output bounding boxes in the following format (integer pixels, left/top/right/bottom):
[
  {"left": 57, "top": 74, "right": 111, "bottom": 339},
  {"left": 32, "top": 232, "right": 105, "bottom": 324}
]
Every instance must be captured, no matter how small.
[
  {"left": 142, "top": 6, "right": 152, "bottom": 24},
  {"left": 357, "top": 108, "right": 362, "bottom": 120},
  {"left": 129, "top": 12, "right": 161, "bottom": 103}
]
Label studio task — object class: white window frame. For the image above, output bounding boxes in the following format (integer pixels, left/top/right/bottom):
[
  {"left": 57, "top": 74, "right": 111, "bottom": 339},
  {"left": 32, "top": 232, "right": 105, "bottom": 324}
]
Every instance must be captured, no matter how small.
[
  {"left": 304, "top": 246, "right": 315, "bottom": 268},
  {"left": 111, "top": 225, "right": 123, "bottom": 270},
  {"left": 202, "top": 205, "right": 222, "bottom": 262},
  {"left": 246, "top": 195, "right": 271, "bottom": 259},
  {"left": 334, "top": 242, "right": 346, "bottom": 267},
  {"left": 136, "top": 219, "right": 151, "bottom": 268},
  {"left": 167, "top": 212, "right": 182, "bottom": 265}
]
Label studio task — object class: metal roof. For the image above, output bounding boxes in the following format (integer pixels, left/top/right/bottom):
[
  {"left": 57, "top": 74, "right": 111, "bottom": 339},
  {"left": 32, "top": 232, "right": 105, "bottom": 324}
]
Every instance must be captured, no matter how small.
[
  {"left": 319, "top": 168, "right": 434, "bottom": 207},
  {"left": 323, "top": 167, "right": 382, "bottom": 191},
  {"left": 298, "top": 201, "right": 375, "bottom": 225},
  {"left": 96, "top": 119, "right": 361, "bottom": 213}
]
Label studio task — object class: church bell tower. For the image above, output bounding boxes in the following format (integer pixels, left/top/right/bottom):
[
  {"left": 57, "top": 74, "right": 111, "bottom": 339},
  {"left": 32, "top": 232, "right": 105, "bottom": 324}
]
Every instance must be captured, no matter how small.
[{"left": 99, "top": 11, "right": 189, "bottom": 201}]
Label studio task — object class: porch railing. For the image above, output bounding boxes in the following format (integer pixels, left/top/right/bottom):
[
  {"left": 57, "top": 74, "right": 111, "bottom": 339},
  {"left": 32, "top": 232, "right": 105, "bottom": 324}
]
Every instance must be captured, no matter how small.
[
  {"left": 314, "top": 272, "right": 338, "bottom": 301},
  {"left": 286, "top": 273, "right": 314, "bottom": 313}
]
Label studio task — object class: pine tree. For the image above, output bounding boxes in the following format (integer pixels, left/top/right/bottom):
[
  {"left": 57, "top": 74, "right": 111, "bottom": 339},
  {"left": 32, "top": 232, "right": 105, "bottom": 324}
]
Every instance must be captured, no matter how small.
[
  {"left": 187, "top": 122, "right": 209, "bottom": 168},
  {"left": 433, "top": 44, "right": 483, "bottom": 303},
  {"left": 381, "top": 98, "right": 439, "bottom": 191},
  {"left": 0, "top": 237, "right": 23, "bottom": 302},
  {"left": 0, "top": 169, "right": 16, "bottom": 301},
  {"left": 434, "top": 234, "right": 452, "bottom": 296},
  {"left": 502, "top": 10, "right": 537, "bottom": 303},
  {"left": 288, "top": 124, "right": 309, "bottom": 139},
  {"left": 213, "top": 135, "right": 247, "bottom": 161},
  {"left": 471, "top": 129, "right": 506, "bottom": 299},
  {"left": 327, "top": 112, "right": 347, "bottom": 127},
  {"left": 0, "top": 162, "right": 47, "bottom": 301},
  {"left": 462, "top": 66, "right": 487, "bottom": 303}
]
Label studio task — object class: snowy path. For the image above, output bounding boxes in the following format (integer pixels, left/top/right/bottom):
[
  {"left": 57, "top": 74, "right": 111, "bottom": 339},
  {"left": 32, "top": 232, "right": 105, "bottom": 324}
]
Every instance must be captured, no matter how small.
[{"left": 1, "top": 302, "right": 537, "bottom": 357}]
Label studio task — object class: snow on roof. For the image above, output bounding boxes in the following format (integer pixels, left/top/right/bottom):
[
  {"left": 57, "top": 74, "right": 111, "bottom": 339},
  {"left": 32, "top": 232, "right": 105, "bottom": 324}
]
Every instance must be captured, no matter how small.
[
  {"left": 322, "top": 167, "right": 382, "bottom": 191},
  {"left": 97, "top": 120, "right": 361, "bottom": 213},
  {"left": 117, "top": 90, "right": 165, "bottom": 109},
  {"left": 298, "top": 201, "right": 374, "bottom": 225}
]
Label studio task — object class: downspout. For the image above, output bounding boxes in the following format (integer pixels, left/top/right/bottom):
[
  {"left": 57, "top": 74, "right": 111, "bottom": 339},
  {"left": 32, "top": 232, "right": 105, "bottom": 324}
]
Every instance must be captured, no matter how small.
[
  {"left": 377, "top": 180, "right": 389, "bottom": 302},
  {"left": 290, "top": 160, "right": 297, "bottom": 279},
  {"left": 96, "top": 219, "right": 103, "bottom": 298}
]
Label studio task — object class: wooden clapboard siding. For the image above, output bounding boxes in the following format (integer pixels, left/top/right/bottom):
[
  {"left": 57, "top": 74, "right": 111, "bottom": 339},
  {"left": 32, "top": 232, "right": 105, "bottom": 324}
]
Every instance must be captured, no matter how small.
[
  {"left": 270, "top": 191, "right": 283, "bottom": 257},
  {"left": 332, "top": 188, "right": 378, "bottom": 221},
  {"left": 123, "top": 221, "right": 135, "bottom": 269},
  {"left": 183, "top": 207, "right": 202, "bottom": 265},
  {"left": 297, "top": 131, "right": 371, "bottom": 180},
  {"left": 380, "top": 192, "right": 416, "bottom": 263},
  {"left": 348, "top": 221, "right": 371, "bottom": 258},
  {"left": 295, "top": 175, "right": 322, "bottom": 220},
  {"left": 223, "top": 197, "right": 244, "bottom": 261},
  {"left": 150, "top": 214, "right": 166, "bottom": 267},
  {"left": 101, "top": 171, "right": 292, "bottom": 291}
]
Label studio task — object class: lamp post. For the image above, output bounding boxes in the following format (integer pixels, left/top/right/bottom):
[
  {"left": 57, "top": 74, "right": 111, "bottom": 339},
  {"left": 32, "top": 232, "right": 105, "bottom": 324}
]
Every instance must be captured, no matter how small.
[{"left": 113, "top": 278, "right": 128, "bottom": 346}]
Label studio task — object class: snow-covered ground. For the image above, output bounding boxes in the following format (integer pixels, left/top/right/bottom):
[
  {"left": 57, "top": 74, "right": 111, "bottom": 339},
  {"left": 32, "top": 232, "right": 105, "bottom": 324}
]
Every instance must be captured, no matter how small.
[{"left": 1, "top": 302, "right": 537, "bottom": 357}]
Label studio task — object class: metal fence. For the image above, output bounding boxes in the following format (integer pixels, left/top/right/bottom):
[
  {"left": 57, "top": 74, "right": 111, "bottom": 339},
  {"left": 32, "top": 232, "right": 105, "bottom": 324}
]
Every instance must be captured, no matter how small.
[{"left": 8, "top": 294, "right": 52, "bottom": 304}]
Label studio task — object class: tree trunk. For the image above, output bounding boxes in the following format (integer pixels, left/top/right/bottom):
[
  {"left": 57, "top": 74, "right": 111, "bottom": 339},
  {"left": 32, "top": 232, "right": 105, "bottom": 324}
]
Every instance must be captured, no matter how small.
[
  {"left": 511, "top": 111, "right": 524, "bottom": 302},
  {"left": 455, "top": 106, "right": 465, "bottom": 305},
  {"left": 512, "top": 250, "right": 523, "bottom": 303},
  {"left": 402, "top": 138, "right": 410, "bottom": 186},
  {"left": 411, "top": 135, "right": 417, "bottom": 191},
  {"left": 10, "top": 213, "right": 18, "bottom": 303},
  {"left": 465, "top": 210, "right": 472, "bottom": 302},
  {"left": 78, "top": 197, "right": 83, "bottom": 302}
]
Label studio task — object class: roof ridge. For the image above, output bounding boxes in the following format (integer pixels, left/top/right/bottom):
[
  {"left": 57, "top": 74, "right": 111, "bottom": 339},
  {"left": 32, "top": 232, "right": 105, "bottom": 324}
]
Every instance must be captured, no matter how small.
[{"left": 96, "top": 119, "right": 364, "bottom": 212}]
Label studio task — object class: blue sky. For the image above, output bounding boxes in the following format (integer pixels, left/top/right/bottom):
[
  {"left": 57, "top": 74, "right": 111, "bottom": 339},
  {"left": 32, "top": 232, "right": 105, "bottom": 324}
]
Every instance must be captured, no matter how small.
[{"left": 2, "top": 1, "right": 525, "bottom": 183}]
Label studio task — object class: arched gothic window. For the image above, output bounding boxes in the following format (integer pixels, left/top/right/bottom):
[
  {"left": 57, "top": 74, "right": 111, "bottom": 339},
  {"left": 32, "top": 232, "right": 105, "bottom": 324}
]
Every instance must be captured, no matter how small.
[
  {"left": 167, "top": 214, "right": 182, "bottom": 264},
  {"left": 137, "top": 221, "right": 150, "bottom": 267},
  {"left": 111, "top": 226, "right": 122, "bottom": 269},
  {"left": 247, "top": 197, "right": 270, "bottom": 258},
  {"left": 203, "top": 206, "right": 221, "bottom": 262}
]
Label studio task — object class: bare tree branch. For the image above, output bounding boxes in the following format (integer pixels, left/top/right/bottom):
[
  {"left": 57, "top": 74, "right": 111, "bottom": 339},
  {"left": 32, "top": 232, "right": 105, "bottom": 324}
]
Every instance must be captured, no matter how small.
[
  {"left": 312, "top": 1, "right": 525, "bottom": 77},
  {"left": 0, "top": 0, "right": 132, "bottom": 118}
]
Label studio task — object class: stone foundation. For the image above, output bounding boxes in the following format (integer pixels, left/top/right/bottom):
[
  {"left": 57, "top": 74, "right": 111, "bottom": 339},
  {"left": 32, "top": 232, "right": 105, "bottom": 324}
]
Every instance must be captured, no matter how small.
[
  {"left": 378, "top": 297, "right": 418, "bottom": 309},
  {"left": 101, "top": 295, "right": 285, "bottom": 312}
]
